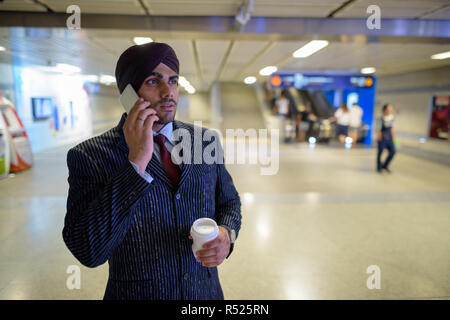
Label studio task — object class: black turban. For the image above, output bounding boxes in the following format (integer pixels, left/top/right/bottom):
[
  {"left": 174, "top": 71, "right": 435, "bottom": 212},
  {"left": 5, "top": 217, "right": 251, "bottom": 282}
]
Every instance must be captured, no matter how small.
[{"left": 115, "top": 42, "right": 179, "bottom": 94}]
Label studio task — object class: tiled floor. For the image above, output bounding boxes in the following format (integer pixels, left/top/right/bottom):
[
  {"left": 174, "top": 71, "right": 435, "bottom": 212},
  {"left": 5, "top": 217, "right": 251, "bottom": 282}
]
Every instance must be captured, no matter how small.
[{"left": 0, "top": 138, "right": 449, "bottom": 300}]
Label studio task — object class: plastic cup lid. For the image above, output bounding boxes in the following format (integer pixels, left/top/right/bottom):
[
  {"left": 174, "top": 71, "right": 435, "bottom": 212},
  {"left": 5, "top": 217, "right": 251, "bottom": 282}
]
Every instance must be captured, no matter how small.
[{"left": 192, "top": 218, "right": 218, "bottom": 235}]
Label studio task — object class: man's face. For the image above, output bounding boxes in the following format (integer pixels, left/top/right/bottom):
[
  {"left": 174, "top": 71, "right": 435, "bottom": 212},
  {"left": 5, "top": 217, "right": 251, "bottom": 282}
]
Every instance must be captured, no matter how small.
[{"left": 137, "top": 62, "right": 179, "bottom": 126}]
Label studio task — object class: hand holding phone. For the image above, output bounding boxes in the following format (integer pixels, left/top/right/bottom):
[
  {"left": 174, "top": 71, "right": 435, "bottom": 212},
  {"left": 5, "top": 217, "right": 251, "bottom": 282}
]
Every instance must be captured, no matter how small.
[{"left": 120, "top": 84, "right": 159, "bottom": 173}]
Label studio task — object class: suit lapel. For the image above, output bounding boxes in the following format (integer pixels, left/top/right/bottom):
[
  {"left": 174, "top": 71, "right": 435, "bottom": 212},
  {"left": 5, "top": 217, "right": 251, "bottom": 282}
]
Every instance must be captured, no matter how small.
[
  {"left": 145, "top": 155, "right": 173, "bottom": 188},
  {"left": 173, "top": 120, "right": 193, "bottom": 188},
  {"left": 115, "top": 113, "right": 129, "bottom": 154}
]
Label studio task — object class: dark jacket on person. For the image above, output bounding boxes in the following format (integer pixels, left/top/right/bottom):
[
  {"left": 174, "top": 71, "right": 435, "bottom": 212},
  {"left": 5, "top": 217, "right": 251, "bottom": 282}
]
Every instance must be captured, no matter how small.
[{"left": 62, "top": 113, "right": 242, "bottom": 300}]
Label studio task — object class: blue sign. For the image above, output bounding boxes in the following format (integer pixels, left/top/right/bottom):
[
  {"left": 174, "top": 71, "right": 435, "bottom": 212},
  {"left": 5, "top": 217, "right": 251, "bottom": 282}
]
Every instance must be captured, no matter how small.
[{"left": 270, "top": 73, "right": 374, "bottom": 90}]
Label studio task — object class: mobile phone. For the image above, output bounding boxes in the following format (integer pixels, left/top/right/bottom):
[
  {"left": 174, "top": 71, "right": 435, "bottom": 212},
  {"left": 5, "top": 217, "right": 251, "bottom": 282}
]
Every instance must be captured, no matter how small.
[{"left": 119, "top": 83, "right": 139, "bottom": 113}]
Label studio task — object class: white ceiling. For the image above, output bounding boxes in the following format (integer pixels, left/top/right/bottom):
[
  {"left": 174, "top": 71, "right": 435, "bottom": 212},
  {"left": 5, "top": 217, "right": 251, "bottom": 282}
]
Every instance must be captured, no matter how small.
[
  {"left": 1, "top": 0, "right": 449, "bottom": 18},
  {"left": 0, "top": 0, "right": 449, "bottom": 92},
  {"left": 334, "top": 0, "right": 450, "bottom": 19}
]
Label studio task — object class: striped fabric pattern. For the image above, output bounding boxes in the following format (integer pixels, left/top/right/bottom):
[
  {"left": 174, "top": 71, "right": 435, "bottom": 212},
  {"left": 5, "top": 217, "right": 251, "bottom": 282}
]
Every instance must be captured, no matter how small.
[{"left": 63, "top": 113, "right": 242, "bottom": 300}]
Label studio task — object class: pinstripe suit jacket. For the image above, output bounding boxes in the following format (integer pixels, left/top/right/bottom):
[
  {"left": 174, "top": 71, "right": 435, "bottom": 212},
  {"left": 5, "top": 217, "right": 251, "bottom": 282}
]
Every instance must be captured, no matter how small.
[{"left": 62, "top": 113, "right": 241, "bottom": 300}]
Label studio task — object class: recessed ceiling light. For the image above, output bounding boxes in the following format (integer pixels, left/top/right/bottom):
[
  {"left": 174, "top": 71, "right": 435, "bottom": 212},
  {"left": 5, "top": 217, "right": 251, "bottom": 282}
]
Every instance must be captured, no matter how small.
[
  {"left": 83, "top": 75, "right": 99, "bottom": 83},
  {"left": 99, "top": 74, "right": 116, "bottom": 85},
  {"left": 133, "top": 37, "right": 153, "bottom": 45},
  {"left": 185, "top": 86, "right": 196, "bottom": 94},
  {"left": 178, "top": 76, "right": 189, "bottom": 87},
  {"left": 178, "top": 76, "right": 196, "bottom": 93},
  {"left": 259, "top": 66, "right": 277, "bottom": 76},
  {"left": 361, "top": 67, "right": 376, "bottom": 74},
  {"left": 244, "top": 76, "right": 256, "bottom": 84},
  {"left": 56, "top": 63, "right": 81, "bottom": 73},
  {"left": 431, "top": 51, "right": 450, "bottom": 60},
  {"left": 293, "top": 40, "right": 329, "bottom": 58}
]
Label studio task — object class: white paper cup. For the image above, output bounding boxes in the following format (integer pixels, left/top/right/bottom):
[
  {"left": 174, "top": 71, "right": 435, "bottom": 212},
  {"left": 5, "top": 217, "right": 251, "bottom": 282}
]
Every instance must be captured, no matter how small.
[{"left": 190, "top": 218, "right": 219, "bottom": 257}]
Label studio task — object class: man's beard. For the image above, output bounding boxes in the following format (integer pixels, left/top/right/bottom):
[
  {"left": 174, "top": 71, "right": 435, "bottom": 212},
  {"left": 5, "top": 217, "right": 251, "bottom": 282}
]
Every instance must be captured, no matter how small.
[
  {"left": 155, "top": 98, "right": 177, "bottom": 124},
  {"left": 155, "top": 110, "right": 176, "bottom": 125}
]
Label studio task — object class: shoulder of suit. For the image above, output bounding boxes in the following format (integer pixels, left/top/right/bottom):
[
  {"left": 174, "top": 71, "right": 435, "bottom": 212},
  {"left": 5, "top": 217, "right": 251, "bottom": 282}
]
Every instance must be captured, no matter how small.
[
  {"left": 173, "top": 121, "right": 222, "bottom": 149},
  {"left": 69, "top": 127, "right": 118, "bottom": 157},
  {"left": 173, "top": 120, "right": 212, "bottom": 134}
]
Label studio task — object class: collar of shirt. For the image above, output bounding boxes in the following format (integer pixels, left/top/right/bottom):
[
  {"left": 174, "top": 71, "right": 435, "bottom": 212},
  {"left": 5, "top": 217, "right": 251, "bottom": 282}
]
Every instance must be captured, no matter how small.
[{"left": 152, "top": 122, "right": 174, "bottom": 144}]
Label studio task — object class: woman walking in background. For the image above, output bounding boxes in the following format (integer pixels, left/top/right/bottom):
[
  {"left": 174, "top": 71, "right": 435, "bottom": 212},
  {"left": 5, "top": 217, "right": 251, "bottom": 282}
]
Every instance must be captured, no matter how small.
[
  {"left": 273, "top": 90, "right": 290, "bottom": 118},
  {"left": 376, "top": 104, "right": 396, "bottom": 173},
  {"left": 330, "top": 103, "right": 351, "bottom": 144},
  {"left": 349, "top": 102, "right": 363, "bottom": 143}
]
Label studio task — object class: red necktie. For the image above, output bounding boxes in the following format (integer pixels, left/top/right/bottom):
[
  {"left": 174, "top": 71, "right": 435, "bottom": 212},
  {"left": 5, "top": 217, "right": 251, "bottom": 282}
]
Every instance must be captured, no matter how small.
[{"left": 154, "top": 134, "right": 181, "bottom": 186}]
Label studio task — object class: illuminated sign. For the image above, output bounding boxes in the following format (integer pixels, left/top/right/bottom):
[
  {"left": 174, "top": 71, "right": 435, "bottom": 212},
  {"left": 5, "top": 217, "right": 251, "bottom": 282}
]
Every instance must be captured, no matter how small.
[
  {"left": 270, "top": 75, "right": 282, "bottom": 87},
  {"left": 31, "top": 97, "right": 54, "bottom": 121},
  {"left": 270, "top": 73, "right": 375, "bottom": 90},
  {"left": 350, "top": 76, "right": 373, "bottom": 87}
]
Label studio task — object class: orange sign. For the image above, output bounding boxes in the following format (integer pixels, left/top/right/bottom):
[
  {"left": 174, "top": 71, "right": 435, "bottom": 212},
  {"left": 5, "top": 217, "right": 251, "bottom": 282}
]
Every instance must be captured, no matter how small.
[
  {"left": 365, "top": 77, "right": 373, "bottom": 87},
  {"left": 270, "top": 75, "right": 282, "bottom": 87}
]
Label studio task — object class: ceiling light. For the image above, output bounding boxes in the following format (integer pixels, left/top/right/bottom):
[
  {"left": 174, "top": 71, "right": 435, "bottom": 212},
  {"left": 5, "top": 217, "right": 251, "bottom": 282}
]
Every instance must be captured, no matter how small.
[
  {"left": 293, "top": 40, "right": 329, "bottom": 58},
  {"left": 99, "top": 74, "right": 116, "bottom": 85},
  {"left": 244, "top": 76, "right": 256, "bottom": 84},
  {"left": 186, "top": 86, "right": 196, "bottom": 94},
  {"left": 133, "top": 37, "right": 153, "bottom": 45},
  {"left": 83, "top": 75, "right": 99, "bottom": 83},
  {"left": 178, "top": 76, "right": 189, "bottom": 87},
  {"left": 56, "top": 63, "right": 81, "bottom": 73},
  {"left": 0, "top": 46, "right": 6, "bottom": 51},
  {"left": 178, "top": 76, "right": 196, "bottom": 93},
  {"left": 431, "top": 51, "right": 450, "bottom": 60},
  {"left": 361, "top": 67, "right": 376, "bottom": 74},
  {"left": 35, "top": 66, "right": 61, "bottom": 73},
  {"left": 259, "top": 66, "right": 277, "bottom": 76}
]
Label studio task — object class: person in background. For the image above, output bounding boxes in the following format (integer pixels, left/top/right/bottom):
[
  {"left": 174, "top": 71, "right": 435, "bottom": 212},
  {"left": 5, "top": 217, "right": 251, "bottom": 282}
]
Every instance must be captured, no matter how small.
[
  {"left": 329, "top": 103, "right": 351, "bottom": 144},
  {"left": 349, "top": 102, "right": 363, "bottom": 143},
  {"left": 264, "top": 82, "right": 276, "bottom": 112},
  {"left": 273, "top": 90, "right": 294, "bottom": 142},
  {"left": 273, "top": 90, "right": 290, "bottom": 118},
  {"left": 376, "top": 103, "right": 396, "bottom": 173},
  {"left": 297, "top": 103, "right": 317, "bottom": 142}
]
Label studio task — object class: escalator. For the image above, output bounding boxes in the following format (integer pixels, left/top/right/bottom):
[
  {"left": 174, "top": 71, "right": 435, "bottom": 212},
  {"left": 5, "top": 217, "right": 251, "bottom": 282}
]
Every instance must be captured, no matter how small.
[
  {"left": 297, "top": 89, "right": 334, "bottom": 119},
  {"left": 286, "top": 88, "right": 335, "bottom": 142},
  {"left": 286, "top": 88, "right": 335, "bottom": 119}
]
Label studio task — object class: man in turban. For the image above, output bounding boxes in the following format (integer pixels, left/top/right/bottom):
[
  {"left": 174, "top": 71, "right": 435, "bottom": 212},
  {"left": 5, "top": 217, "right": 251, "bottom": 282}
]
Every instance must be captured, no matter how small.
[{"left": 62, "top": 42, "right": 242, "bottom": 300}]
